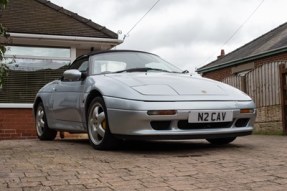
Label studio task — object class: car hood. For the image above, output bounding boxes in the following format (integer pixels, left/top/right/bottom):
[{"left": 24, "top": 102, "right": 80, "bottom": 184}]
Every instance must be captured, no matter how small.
[{"left": 105, "top": 73, "right": 252, "bottom": 101}]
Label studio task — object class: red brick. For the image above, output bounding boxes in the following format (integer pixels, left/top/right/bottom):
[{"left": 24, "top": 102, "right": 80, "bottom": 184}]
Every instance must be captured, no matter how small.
[
  {"left": 4, "top": 129, "right": 16, "bottom": 134},
  {"left": 203, "top": 67, "right": 232, "bottom": 81},
  {"left": 202, "top": 52, "right": 287, "bottom": 81},
  {"left": 0, "top": 108, "right": 36, "bottom": 140}
]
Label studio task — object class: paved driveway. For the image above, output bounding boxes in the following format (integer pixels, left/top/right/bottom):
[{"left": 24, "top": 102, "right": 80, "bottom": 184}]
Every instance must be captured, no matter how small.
[{"left": 0, "top": 135, "right": 287, "bottom": 191}]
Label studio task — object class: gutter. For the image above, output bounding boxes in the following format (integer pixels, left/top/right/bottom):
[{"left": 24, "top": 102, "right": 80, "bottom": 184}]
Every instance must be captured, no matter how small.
[
  {"left": 8, "top": 32, "right": 123, "bottom": 44},
  {"left": 196, "top": 46, "right": 287, "bottom": 73}
]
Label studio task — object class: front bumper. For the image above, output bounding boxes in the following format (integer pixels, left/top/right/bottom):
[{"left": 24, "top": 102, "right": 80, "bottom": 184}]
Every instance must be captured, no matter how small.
[{"left": 104, "top": 96, "right": 256, "bottom": 139}]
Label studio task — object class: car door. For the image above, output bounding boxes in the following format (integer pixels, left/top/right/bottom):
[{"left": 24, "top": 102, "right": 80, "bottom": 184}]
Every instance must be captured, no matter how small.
[{"left": 50, "top": 58, "right": 89, "bottom": 131}]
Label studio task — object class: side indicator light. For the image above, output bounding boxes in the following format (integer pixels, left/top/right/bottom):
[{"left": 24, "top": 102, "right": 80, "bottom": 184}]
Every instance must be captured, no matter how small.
[{"left": 240, "top": 109, "right": 254, "bottom": 114}]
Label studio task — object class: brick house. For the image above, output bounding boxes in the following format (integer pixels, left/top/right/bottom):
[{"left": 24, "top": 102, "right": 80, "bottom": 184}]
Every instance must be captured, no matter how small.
[
  {"left": 197, "top": 22, "right": 287, "bottom": 134},
  {"left": 0, "top": 0, "right": 122, "bottom": 139}
]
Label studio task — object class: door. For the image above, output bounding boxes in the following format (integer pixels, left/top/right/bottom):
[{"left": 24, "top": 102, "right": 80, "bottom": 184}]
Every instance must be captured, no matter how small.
[{"left": 50, "top": 58, "right": 89, "bottom": 130}]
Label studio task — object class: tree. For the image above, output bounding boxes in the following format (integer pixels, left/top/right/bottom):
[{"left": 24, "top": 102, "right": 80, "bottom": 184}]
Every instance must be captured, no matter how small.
[{"left": 0, "top": 0, "right": 8, "bottom": 87}]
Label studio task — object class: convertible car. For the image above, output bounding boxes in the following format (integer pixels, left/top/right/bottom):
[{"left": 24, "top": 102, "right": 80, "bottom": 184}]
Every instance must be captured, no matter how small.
[{"left": 33, "top": 50, "right": 256, "bottom": 150}]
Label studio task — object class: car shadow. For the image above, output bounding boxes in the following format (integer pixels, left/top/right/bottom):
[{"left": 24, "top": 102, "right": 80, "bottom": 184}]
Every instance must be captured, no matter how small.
[
  {"left": 118, "top": 140, "right": 244, "bottom": 154},
  {"left": 58, "top": 138, "right": 247, "bottom": 156}
]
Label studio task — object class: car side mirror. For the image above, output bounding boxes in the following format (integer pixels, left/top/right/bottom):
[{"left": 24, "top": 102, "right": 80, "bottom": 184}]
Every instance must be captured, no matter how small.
[{"left": 63, "top": 69, "right": 82, "bottom": 81}]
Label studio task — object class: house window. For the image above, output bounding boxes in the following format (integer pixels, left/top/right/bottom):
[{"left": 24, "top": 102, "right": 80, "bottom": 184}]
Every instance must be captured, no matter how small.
[
  {"left": 0, "top": 46, "right": 71, "bottom": 103},
  {"left": 5, "top": 46, "right": 70, "bottom": 58},
  {"left": 4, "top": 46, "right": 70, "bottom": 71}
]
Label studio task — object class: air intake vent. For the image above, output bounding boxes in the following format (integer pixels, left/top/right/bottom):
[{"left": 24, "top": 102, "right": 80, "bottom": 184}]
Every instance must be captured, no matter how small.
[
  {"left": 178, "top": 120, "right": 233, "bottom": 130},
  {"left": 235, "top": 118, "right": 249, "bottom": 127},
  {"left": 150, "top": 121, "right": 171, "bottom": 130}
]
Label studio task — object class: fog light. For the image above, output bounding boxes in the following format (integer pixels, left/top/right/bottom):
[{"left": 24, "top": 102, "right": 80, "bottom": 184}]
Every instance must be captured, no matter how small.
[
  {"left": 147, "top": 110, "right": 177, "bottom": 115},
  {"left": 240, "top": 109, "right": 254, "bottom": 113}
]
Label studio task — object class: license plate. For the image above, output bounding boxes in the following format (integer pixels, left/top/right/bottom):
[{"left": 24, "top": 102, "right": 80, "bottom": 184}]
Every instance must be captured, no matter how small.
[{"left": 188, "top": 111, "right": 233, "bottom": 123}]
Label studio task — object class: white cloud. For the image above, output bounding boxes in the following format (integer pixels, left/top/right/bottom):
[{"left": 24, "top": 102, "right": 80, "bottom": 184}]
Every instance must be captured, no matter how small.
[{"left": 50, "top": 0, "right": 287, "bottom": 72}]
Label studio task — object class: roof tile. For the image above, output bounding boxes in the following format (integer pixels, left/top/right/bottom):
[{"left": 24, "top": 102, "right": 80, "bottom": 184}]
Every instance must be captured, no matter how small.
[
  {"left": 197, "top": 22, "right": 287, "bottom": 72},
  {"left": 0, "top": 0, "right": 118, "bottom": 39}
]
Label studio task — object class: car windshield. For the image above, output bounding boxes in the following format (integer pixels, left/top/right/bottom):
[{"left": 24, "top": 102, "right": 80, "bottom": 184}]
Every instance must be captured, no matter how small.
[{"left": 89, "top": 51, "right": 183, "bottom": 75}]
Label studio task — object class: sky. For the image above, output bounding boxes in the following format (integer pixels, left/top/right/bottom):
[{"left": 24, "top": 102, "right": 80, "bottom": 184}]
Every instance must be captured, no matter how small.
[{"left": 50, "top": 0, "right": 287, "bottom": 73}]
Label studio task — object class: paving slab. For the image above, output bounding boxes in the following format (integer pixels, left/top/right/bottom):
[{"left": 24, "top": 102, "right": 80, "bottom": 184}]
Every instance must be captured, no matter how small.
[{"left": 0, "top": 135, "right": 287, "bottom": 190}]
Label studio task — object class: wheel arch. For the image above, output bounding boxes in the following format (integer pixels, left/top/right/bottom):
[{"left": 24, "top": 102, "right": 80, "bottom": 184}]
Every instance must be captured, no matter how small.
[
  {"left": 85, "top": 90, "right": 104, "bottom": 125},
  {"left": 85, "top": 91, "right": 119, "bottom": 149},
  {"left": 33, "top": 97, "right": 43, "bottom": 116}
]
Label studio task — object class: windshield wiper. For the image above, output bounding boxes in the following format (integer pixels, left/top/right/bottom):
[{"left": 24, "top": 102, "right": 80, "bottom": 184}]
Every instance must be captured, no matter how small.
[{"left": 115, "top": 67, "right": 173, "bottom": 73}]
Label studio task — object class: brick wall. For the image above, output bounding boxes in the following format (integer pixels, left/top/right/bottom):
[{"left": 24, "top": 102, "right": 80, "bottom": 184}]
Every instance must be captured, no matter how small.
[
  {"left": 254, "top": 105, "right": 282, "bottom": 134},
  {"left": 202, "top": 52, "right": 287, "bottom": 81},
  {"left": 202, "top": 67, "right": 232, "bottom": 81},
  {"left": 0, "top": 108, "right": 36, "bottom": 140},
  {"left": 254, "top": 52, "right": 287, "bottom": 67},
  {"left": 0, "top": 108, "right": 87, "bottom": 140}
]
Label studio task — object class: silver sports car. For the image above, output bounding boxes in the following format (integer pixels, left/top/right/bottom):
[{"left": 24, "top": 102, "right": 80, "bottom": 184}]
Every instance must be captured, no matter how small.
[{"left": 34, "top": 50, "right": 256, "bottom": 150}]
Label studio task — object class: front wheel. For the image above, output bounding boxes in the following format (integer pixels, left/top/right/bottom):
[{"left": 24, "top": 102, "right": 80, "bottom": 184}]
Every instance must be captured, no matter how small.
[
  {"left": 206, "top": 137, "right": 236, "bottom": 145},
  {"left": 35, "top": 102, "right": 57, "bottom": 140},
  {"left": 87, "top": 97, "right": 118, "bottom": 150}
]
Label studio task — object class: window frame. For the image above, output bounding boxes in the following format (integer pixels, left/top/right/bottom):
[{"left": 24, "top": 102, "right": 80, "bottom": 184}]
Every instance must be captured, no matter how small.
[{"left": 0, "top": 45, "right": 74, "bottom": 106}]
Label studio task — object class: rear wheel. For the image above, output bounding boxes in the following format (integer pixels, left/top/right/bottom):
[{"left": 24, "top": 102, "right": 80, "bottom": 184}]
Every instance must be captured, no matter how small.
[
  {"left": 87, "top": 97, "right": 118, "bottom": 150},
  {"left": 206, "top": 137, "right": 236, "bottom": 145},
  {"left": 35, "top": 102, "right": 57, "bottom": 140}
]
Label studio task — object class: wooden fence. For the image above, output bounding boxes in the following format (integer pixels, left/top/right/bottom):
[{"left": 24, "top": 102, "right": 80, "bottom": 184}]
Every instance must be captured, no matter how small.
[
  {"left": 222, "top": 61, "right": 285, "bottom": 108},
  {"left": 280, "top": 64, "right": 287, "bottom": 134}
]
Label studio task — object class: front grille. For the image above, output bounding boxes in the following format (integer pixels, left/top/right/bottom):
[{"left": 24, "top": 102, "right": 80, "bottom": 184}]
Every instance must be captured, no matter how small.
[
  {"left": 177, "top": 120, "right": 233, "bottom": 130},
  {"left": 150, "top": 121, "right": 171, "bottom": 130},
  {"left": 235, "top": 118, "right": 250, "bottom": 127}
]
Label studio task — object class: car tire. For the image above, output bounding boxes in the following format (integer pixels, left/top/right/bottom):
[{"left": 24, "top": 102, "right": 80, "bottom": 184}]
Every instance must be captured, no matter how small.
[
  {"left": 206, "top": 137, "right": 236, "bottom": 145},
  {"left": 87, "top": 97, "right": 118, "bottom": 150},
  {"left": 35, "top": 102, "right": 57, "bottom": 140}
]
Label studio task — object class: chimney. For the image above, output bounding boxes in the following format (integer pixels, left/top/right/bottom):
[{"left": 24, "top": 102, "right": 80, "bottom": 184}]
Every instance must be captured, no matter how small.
[{"left": 217, "top": 49, "right": 225, "bottom": 59}]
